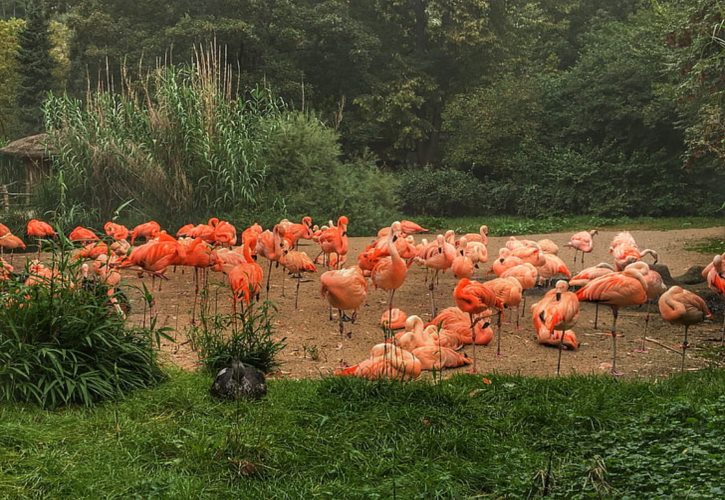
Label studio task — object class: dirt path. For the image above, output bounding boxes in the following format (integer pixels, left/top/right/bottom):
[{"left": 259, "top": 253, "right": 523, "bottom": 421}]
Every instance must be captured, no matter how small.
[{"left": 122, "top": 226, "right": 724, "bottom": 379}]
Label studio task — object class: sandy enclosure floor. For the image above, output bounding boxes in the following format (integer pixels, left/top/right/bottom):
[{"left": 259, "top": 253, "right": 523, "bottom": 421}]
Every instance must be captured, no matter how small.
[{"left": 114, "top": 226, "right": 725, "bottom": 379}]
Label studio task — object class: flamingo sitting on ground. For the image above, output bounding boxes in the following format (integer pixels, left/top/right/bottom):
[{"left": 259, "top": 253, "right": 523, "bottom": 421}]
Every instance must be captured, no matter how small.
[
  {"left": 658, "top": 286, "right": 711, "bottom": 372},
  {"left": 428, "top": 307, "right": 493, "bottom": 346},
  {"left": 576, "top": 267, "right": 648, "bottom": 375},
  {"left": 337, "top": 343, "right": 421, "bottom": 381},
  {"left": 380, "top": 308, "right": 408, "bottom": 330}
]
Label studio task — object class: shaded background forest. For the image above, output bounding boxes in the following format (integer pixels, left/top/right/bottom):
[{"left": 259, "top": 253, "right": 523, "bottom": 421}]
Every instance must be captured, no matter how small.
[{"left": 0, "top": 0, "right": 723, "bottom": 233}]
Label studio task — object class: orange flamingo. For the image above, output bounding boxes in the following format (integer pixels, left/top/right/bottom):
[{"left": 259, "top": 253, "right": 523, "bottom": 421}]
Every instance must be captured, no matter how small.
[
  {"left": 318, "top": 216, "right": 349, "bottom": 269},
  {"left": 658, "top": 286, "right": 711, "bottom": 371},
  {"left": 380, "top": 308, "right": 408, "bottom": 330},
  {"left": 416, "top": 234, "right": 455, "bottom": 316},
  {"left": 103, "top": 221, "right": 129, "bottom": 241},
  {"left": 320, "top": 266, "right": 368, "bottom": 336},
  {"left": 565, "top": 230, "right": 597, "bottom": 265},
  {"left": 501, "top": 263, "right": 538, "bottom": 320},
  {"left": 537, "top": 239, "right": 559, "bottom": 255},
  {"left": 280, "top": 248, "right": 316, "bottom": 309},
  {"left": 576, "top": 267, "right": 648, "bottom": 375},
  {"left": 609, "top": 231, "right": 658, "bottom": 270},
  {"left": 462, "top": 225, "right": 488, "bottom": 245},
  {"left": 485, "top": 277, "right": 523, "bottom": 328},
  {"left": 68, "top": 226, "right": 98, "bottom": 242},
  {"left": 428, "top": 307, "right": 493, "bottom": 346},
  {"left": 222, "top": 244, "right": 264, "bottom": 312},
  {"left": 27, "top": 219, "right": 55, "bottom": 256},
  {"left": 412, "top": 345, "right": 472, "bottom": 371},
  {"left": 256, "top": 224, "right": 286, "bottom": 299},
  {"left": 454, "top": 278, "right": 502, "bottom": 371},
  {"left": 285, "top": 216, "right": 314, "bottom": 249},
  {"left": 625, "top": 262, "right": 666, "bottom": 353},
  {"left": 706, "top": 254, "right": 725, "bottom": 341},
  {"left": 531, "top": 280, "right": 580, "bottom": 374},
  {"left": 372, "top": 222, "right": 408, "bottom": 344},
  {"left": 570, "top": 262, "right": 615, "bottom": 328},
  {"left": 241, "top": 223, "right": 263, "bottom": 257},
  {"left": 451, "top": 237, "right": 474, "bottom": 279},
  {"left": 210, "top": 219, "right": 237, "bottom": 247},
  {"left": 130, "top": 221, "right": 161, "bottom": 244},
  {"left": 0, "top": 232, "right": 26, "bottom": 262},
  {"left": 377, "top": 219, "right": 428, "bottom": 238},
  {"left": 337, "top": 343, "right": 421, "bottom": 381}
]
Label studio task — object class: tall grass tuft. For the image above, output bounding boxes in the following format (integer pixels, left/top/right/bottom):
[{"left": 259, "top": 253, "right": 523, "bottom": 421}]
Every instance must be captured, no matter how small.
[
  {"left": 0, "top": 241, "right": 165, "bottom": 408},
  {"left": 41, "top": 44, "right": 280, "bottom": 228},
  {"left": 188, "top": 300, "right": 286, "bottom": 374}
]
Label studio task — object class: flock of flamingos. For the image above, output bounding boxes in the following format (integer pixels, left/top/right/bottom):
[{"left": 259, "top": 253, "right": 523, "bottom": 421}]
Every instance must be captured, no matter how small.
[{"left": 1, "top": 216, "right": 723, "bottom": 379}]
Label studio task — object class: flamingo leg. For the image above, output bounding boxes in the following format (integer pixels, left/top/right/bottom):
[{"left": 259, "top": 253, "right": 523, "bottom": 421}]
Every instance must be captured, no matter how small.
[
  {"left": 265, "top": 259, "right": 273, "bottom": 299},
  {"left": 611, "top": 307, "right": 622, "bottom": 376},
  {"left": 635, "top": 302, "right": 651, "bottom": 353},
  {"left": 556, "top": 330, "right": 565, "bottom": 376},
  {"left": 469, "top": 312, "right": 477, "bottom": 373},
  {"left": 281, "top": 267, "right": 286, "bottom": 297},
  {"left": 681, "top": 325, "right": 689, "bottom": 373},
  {"left": 496, "top": 309, "right": 503, "bottom": 356},
  {"left": 429, "top": 270, "right": 438, "bottom": 318},
  {"left": 338, "top": 309, "right": 344, "bottom": 337},
  {"left": 294, "top": 276, "right": 300, "bottom": 310},
  {"left": 594, "top": 303, "right": 600, "bottom": 329}
]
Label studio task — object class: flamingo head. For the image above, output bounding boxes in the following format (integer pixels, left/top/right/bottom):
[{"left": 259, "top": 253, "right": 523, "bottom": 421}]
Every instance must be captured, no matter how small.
[
  {"left": 481, "top": 225, "right": 488, "bottom": 235},
  {"left": 303, "top": 216, "right": 312, "bottom": 227}
]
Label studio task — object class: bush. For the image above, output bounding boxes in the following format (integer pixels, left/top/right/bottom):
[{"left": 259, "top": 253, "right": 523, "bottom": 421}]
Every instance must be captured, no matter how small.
[
  {"left": 0, "top": 245, "right": 165, "bottom": 408},
  {"left": 397, "top": 167, "right": 484, "bottom": 216},
  {"left": 188, "top": 301, "right": 285, "bottom": 375}
]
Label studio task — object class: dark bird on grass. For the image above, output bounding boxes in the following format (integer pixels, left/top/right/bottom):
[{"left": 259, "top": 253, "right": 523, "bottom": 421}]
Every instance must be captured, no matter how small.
[{"left": 211, "top": 360, "right": 267, "bottom": 401}]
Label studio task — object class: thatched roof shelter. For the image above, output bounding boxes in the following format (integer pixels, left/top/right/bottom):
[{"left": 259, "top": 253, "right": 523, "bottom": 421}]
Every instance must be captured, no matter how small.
[
  {"left": 0, "top": 133, "right": 55, "bottom": 159},
  {"left": 0, "top": 134, "right": 56, "bottom": 196}
]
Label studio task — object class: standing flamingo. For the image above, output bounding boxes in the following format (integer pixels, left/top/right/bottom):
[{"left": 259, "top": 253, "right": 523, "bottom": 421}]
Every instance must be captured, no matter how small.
[
  {"left": 565, "top": 229, "right": 598, "bottom": 265},
  {"left": 706, "top": 255, "right": 725, "bottom": 342},
  {"left": 103, "top": 222, "right": 130, "bottom": 241},
  {"left": 451, "top": 237, "right": 474, "bottom": 278},
  {"left": 417, "top": 234, "right": 455, "bottom": 317},
  {"left": 576, "top": 267, "right": 648, "bottom": 375},
  {"left": 256, "top": 224, "right": 286, "bottom": 299},
  {"left": 453, "top": 278, "right": 501, "bottom": 372},
  {"left": 531, "top": 281, "right": 580, "bottom": 374},
  {"left": 658, "top": 286, "right": 711, "bottom": 372},
  {"left": 130, "top": 221, "right": 161, "bottom": 244},
  {"left": 320, "top": 266, "right": 368, "bottom": 337},
  {"left": 27, "top": 219, "right": 56, "bottom": 256},
  {"left": 280, "top": 248, "right": 316, "bottom": 309},
  {"left": 372, "top": 221, "right": 408, "bottom": 352},
  {"left": 625, "top": 262, "right": 666, "bottom": 353}
]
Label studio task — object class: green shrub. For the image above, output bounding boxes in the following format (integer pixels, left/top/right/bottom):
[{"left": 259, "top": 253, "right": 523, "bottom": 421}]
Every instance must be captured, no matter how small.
[
  {"left": 398, "top": 167, "right": 483, "bottom": 216},
  {"left": 0, "top": 245, "right": 165, "bottom": 408},
  {"left": 188, "top": 301, "right": 285, "bottom": 375}
]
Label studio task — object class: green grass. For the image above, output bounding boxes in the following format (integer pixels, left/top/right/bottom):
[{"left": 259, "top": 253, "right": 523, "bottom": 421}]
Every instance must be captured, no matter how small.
[
  {"left": 685, "top": 238, "right": 725, "bottom": 255},
  {"left": 2, "top": 370, "right": 725, "bottom": 498},
  {"left": 414, "top": 215, "right": 725, "bottom": 236}
]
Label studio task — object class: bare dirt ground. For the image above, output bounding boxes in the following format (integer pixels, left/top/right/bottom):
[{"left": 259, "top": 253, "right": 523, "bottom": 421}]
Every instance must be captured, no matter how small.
[{"left": 119, "top": 226, "right": 724, "bottom": 379}]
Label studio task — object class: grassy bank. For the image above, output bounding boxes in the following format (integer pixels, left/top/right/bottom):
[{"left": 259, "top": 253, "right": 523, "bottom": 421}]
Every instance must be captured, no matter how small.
[
  {"left": 415, "top": 215, "right": 724, "bottom": 236},
  {"left": 2, "top": 370, "right": 724, "bottom": 498}
]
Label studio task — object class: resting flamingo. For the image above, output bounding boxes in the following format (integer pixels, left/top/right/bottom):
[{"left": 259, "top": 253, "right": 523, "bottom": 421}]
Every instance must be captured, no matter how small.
[
  {"left": 453, "top": 278, "right": 501, "bottom": 371},
  {"left": 531, "top": 280, "right": 580, "bottom": 374},
  {"left": 705, "top": 255, "right": 725, "bottom": 342},
  {"left": 565, "top": 229, "right": 597, "bottom": 265},
  {"left": 320, "top": 266, "right": 368, "bottom": 337},
  {"left": 576, "top": 267, "right": 648, "bottom": 375},
  {"left": 658, "top": 286, "right": 711, "bottom": 372},
  {"left": 371, "top": 222, "right": 408, "bottom": 344}
]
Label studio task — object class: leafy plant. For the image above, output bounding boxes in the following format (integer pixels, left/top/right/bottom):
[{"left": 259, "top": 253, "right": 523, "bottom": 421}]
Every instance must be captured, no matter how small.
[
  {"left": 188, "top": 300, "right": 285, "bottom": 374},
  {"left": 0, "top": 242, "right": 165, "bottom": 408}
]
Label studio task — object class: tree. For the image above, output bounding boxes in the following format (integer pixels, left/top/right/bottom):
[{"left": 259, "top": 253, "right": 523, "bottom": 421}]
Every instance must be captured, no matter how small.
[{"left": 15, "top": 0, "right": 55, "bottom": 135}]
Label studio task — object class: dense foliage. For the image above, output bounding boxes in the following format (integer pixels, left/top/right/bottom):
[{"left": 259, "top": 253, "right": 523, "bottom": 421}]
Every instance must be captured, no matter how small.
[
  {"left": 0, "top": 0, "right": 723, "bottom": 221},
  {"left": 1, "top": 370, "right": 724, "bottom": 496},
  {"left": 39, "top": 57, "right": 398, "bottom": 234},
  {"left": 0, "top": 245, "right": 165, "bottom": 408}
]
